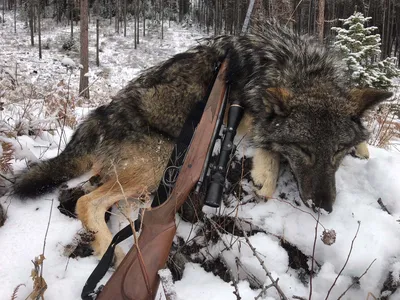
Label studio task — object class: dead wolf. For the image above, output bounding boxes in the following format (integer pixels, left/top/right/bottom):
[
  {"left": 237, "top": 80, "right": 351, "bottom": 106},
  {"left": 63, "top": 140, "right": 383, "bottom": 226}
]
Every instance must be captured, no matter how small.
[{"left": 12, "top": 23, "right": 392, "bottom": 265}]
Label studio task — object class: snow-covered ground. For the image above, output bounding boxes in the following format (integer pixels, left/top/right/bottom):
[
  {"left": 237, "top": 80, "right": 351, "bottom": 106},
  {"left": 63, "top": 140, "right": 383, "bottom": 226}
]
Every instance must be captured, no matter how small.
[{"left": 1, "top": 11, "right": 400, "bottom": 300}]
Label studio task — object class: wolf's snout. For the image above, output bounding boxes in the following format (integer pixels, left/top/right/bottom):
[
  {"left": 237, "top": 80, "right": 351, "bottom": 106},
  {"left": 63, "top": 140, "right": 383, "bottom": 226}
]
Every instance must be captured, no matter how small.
[
  {"left": 297, "top": 173, "right": 336, "bottom": 213},
  {"left": 315, "top": 199, "right": 333, "bottom": 213},
  {"left": 313, "top": 187, "right": 336, "bottom": 213}
]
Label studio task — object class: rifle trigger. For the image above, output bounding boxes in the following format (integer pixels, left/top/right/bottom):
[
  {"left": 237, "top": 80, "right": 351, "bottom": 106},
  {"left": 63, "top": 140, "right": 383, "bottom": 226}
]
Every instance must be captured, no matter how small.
[{"left": 162, "top": 165, "right": 181, "bottom": 188}]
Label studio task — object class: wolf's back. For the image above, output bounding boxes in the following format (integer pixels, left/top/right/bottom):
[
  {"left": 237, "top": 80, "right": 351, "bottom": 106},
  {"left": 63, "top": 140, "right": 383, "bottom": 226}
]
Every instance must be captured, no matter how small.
[{"left": 13, "top": 107, "right": 106, "bottom": 199}]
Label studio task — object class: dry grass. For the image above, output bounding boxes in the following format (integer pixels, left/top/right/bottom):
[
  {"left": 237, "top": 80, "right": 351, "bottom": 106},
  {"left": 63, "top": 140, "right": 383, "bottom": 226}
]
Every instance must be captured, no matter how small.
[{"left": 366, "top": 88, "right": 400, "bottom": 150}]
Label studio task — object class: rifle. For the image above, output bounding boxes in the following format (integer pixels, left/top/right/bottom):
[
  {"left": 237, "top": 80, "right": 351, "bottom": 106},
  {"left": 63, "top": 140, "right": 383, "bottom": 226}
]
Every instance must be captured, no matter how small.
[{"left": 82, "top": 57, "right": 244, "bottom": 300}]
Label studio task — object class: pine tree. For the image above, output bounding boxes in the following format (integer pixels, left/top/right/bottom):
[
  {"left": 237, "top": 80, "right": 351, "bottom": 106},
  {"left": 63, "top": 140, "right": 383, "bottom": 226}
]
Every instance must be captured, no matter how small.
[{"left": 332, "top": 12, "right": 400, "bottom": 90}]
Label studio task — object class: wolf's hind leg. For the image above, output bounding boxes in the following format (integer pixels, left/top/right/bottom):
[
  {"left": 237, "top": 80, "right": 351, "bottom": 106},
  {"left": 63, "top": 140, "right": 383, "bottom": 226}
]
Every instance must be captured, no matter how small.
[
  {"left": 251, "top": 148, "right": 280, "bottom": 199},
  {"left": 75, "top": 181, "right": 134, "bottom": 267},
  {"left": 76, "top": 138, "right": 173, "bottom": 267},
  {"left": 354, "top": 141, "right": 370, "bottom": 159}
]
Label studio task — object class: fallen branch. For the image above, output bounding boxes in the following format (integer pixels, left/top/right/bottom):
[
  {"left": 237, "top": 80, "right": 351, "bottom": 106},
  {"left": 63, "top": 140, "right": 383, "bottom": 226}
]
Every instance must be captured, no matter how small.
[
  {"left": 158, "top": 268, "right": 177, "bottom": 300},
  {"left": 377, "top": 198, "right": 391, "bottom": 215},
  {"left": 241, "top": 226, "right": 289, "bottom": 300},
  {"left": 210, "top": 219, "right": 242, "bottom": 300},
  {"left": 293, "top": 296, "right": 307, "bottom": 300},
  {"left": 309, "top": 209, "right": 321, "bottom": 300},
  {"left": 235, "top": 257, "right": 263, "bottom": 289}
]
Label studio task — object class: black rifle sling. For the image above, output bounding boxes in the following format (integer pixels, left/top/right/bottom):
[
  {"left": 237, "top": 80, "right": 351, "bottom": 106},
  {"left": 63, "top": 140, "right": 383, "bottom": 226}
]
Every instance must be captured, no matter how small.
[{"left": 81, "top": 63, "right": 221, "bottom": 300}]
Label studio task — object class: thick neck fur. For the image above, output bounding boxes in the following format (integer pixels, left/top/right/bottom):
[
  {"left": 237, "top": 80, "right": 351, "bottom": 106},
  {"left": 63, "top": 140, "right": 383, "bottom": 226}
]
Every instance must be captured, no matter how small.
[{"left": 208, "top": 24, "right": 350, "bottom": 114}]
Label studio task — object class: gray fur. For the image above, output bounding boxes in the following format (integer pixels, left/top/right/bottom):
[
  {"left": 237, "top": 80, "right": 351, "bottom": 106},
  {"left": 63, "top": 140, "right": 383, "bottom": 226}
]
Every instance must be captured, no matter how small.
[{"left": 13, "top": 22, "right": 392, "bottom": 213}]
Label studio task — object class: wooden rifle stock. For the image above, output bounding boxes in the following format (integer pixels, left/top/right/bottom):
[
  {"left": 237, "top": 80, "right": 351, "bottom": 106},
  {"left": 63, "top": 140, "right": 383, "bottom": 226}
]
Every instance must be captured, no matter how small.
[{"left": 96, "top": 59, "right": 228, "bottom": 300}]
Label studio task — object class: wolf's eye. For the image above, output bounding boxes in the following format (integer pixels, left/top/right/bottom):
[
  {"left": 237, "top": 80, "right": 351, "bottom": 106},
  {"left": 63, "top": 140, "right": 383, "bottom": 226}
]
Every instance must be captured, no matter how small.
[{"left": 296, "top": 145, "right": 313, "bottom": 160}]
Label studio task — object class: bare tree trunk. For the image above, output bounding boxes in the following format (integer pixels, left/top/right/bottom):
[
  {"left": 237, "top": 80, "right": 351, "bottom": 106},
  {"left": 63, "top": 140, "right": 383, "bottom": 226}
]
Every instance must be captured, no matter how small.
[
  {"left": 317, "top": 0, "right": 325, "bottom": 41},
  {"left": 143, "top": 0, "right": 145, "bottom": 36},
  {"left": 136, "top": 0, "right": 139, "bottom": 44},
  {"left": 134, "top": 0, "right": 137, "bottom": 49},
  {"left": 123, "top": 0, "right": 126, "bottom": 37},
  {"left": 242, "top": 0, "right": 255, "bottom": 34},
  {"left": 206, "top": 3, "right": 209, "bottom": 34},
  {"left": 214, "top": 0, "right": 217, "bottom": 35},
  {"left": 14, "top": 0, "right": 16, "bottom": 33},
  {"left": 161, "top": 0, "right": 164, "bottom": 39},
  {"left": 115, "top": 0, "right": 119, "bottom": 33},
  {"left": 38, "top": 0, "right": 42, "bottom": 59},
  {"left": 169, "top": 0, "right": 171, "bottom": 28},
  {"left": 34, "top": 5, "right": 37, "bottom": 33},
  {"left": 29, "top": 0, "right": 34, "bottom": 46},
  {"left": 55, "top": 0, "right": 58, "bottom": 25},
  {"left": 96, "top": 19, "right": 100, "bottom": 66},
  {"left": 109, "top": 0, "right": 112, "bottom": 25},
  {"left": 70, "top": 0, "right": 74, "bottom": 39},
  {"left": 386, "top": 0, "right": 393, "bottom": 57},
  {"left": 79, "top": 0, "right": 89, "bottom": 99}
]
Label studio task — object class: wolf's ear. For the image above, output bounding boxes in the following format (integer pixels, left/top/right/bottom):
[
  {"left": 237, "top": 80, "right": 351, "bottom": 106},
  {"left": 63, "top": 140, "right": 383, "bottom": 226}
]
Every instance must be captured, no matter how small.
[
  {"left": 266, "top": 87, "right": 292, "bottom": 116},
  {"left": 350, "top": 88, "right": 393, "bottom": 115}
]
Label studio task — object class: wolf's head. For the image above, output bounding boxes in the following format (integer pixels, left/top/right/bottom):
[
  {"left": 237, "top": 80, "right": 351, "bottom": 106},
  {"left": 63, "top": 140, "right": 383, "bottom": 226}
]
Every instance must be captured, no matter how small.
[{"left": 252, "top": 87, "right": 393, "bottom": 213}]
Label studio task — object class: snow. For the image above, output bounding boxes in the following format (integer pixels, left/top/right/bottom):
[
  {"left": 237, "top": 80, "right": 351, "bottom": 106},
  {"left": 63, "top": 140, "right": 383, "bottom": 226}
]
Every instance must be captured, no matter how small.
[
  {"left": 174, "top": 263, "right": 260, "bottom": 300},
  {"left": 61, "top": 57, "right": 76, "bottom": 68},
  {"left": 0, "top": 10, "right": 400, "bottom": 300}
]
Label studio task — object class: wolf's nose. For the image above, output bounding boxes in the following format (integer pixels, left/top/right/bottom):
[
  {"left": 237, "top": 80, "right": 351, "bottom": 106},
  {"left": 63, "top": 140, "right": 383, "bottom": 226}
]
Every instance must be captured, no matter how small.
[
  {"left": 321, "top": 204, "right": 332, "bottom": 213},
  {"left": 315, "top": 200, "right": 333, "bottom": 213}
]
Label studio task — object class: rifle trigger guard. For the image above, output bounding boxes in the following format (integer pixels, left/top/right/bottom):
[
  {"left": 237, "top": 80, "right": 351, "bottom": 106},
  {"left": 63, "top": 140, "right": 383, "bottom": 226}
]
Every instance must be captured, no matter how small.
[{"left": 162, "top": 165, "right": 181, "bottom": 188}]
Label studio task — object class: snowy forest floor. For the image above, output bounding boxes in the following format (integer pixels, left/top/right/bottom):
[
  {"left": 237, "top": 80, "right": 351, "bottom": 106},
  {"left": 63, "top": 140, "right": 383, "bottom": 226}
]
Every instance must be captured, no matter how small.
[{"left": 1, "top": 11, "right": 400, "bottom": 300}]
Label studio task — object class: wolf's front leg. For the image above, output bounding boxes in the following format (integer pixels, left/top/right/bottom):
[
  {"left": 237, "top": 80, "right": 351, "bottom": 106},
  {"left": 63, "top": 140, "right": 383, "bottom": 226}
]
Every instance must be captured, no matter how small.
[
  {"left": 354, "top": 141, "right": 370, "bottom": 159},
  {"left": 251, "top": 148, "right": 280, "bottom": 198}
]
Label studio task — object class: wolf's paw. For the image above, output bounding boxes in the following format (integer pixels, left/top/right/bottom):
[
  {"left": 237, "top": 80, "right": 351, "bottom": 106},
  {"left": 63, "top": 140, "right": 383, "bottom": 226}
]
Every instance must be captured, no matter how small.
[
  {"left": 352, "top": 141, "right": 370, "bottom": 160},
  {"left": 255, "top": 180, "right": 277, "bottom": 199},
  {"left": 64, "top": 229, "right": 94, "bottom": 258},
  {"left": 251, "top": 167, "right": 267, "bottom": 188},
  {"left": 251, "top": 148, "right": 280, "bottom": 199}
]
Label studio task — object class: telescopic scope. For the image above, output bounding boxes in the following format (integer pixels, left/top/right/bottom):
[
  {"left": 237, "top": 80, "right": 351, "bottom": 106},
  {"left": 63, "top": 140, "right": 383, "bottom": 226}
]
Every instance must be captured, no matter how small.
[{"left": 204, "top": 103, "right": 244, "bottom": 208}]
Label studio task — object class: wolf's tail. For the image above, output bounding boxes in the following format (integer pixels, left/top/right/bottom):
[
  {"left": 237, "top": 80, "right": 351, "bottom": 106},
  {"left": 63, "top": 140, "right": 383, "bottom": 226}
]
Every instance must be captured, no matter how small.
[{"left": 13, "top": 107, "right": 106, "bottom": 199}]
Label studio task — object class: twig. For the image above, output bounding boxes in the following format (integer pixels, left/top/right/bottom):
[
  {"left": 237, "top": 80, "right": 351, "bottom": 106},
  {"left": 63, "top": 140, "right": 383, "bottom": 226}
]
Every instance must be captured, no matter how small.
[
  {"left": 57, "top": 72, "right": 72, "bottom": 155},
  {"left": 324, "top": 221, "right": 361, "bottom": 300},
  {"left": 309, "top": 209, "right": 321, "bottom": 300},
  {"left": 41, "top": 198, "right": 54, "bottom": 278},
  {"left": 377, "top": 198, "right": 391, "bottom": 215},
  {"left": 286, "top": 0, "right": 305, "bottom": 26},
  {"left": 274, "top": 198, "right": 327, "bottom": 230},
  {"left": 0, "top": 173, "right": 15, "bottom": 184},
  {"left": 77, "top": 76, "right": 100, "bottom": 97},
  {"left": 337, "top": 259, "right": 376, "bottom": 299},
  {"left": 210, "top": 220, "right": 242, "bottom": 300},
  {"left": 230, "top": 152, "right": 246, "bottom": 246},
  {"left": 293, "top": 296, "right": 307, "bottom": 300},
  {"left": 241, "top": 226, "right": 289, "bottom": 300},
  {"left": 112, "top": 165, "right": 152, "bottom": 295},
  {"left": 255, "top": 281, "right": 277, "bottom": 300},
  {"left": 235, "top": 257, "right": 264, "bottom": 289}
]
